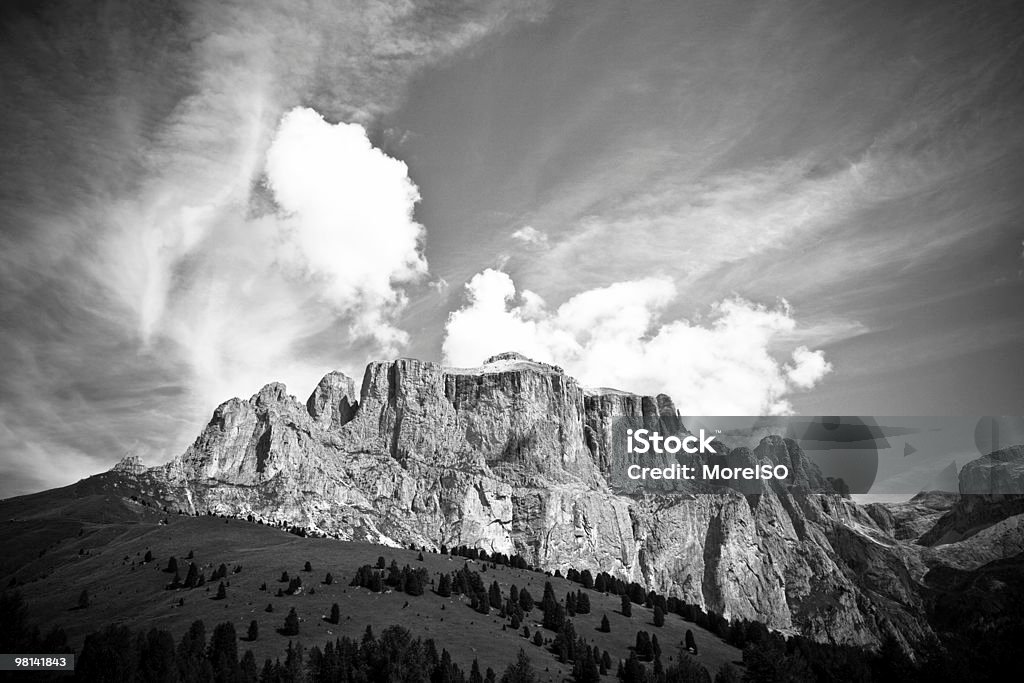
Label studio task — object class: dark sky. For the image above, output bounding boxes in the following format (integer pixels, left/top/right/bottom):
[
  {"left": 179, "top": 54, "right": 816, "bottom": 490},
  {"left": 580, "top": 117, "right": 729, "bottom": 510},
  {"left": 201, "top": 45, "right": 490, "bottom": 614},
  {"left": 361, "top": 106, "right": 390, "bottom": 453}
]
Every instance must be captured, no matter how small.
[{"left": 2, "top": 0, "right": 1023, "bottom": 496}]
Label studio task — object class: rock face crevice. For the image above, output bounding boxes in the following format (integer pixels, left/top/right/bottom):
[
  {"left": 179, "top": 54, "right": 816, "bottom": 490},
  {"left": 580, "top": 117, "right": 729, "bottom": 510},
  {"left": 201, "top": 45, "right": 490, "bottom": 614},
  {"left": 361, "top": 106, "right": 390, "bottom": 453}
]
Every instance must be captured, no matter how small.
[{"left": 133, "top": 353, "right": 938, "bottom": 651}]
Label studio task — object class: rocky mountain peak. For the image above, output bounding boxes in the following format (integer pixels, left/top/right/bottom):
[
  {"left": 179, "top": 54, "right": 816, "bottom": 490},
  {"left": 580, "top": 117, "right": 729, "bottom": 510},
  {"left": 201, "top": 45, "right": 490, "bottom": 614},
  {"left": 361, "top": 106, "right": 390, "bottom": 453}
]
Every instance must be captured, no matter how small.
[
  {"left": 484, "top": 351, "right": 533, "bottom": 364},
  {"left": 307, "top": 371, "right": 358, "bottom": 430},
  {"left": 110, "top": 454, "right": 146, "bottom": 475},
  {"left": 120, "top": 353, "right": 946, "bottom": 652}
]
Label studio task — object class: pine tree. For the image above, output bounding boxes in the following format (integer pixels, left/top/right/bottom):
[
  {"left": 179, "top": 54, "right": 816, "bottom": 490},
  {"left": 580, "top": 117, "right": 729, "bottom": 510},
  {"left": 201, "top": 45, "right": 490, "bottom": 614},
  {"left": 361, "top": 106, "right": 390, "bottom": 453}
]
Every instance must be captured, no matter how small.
[
  {"left": 489, "top": 581, "right": 503, "bottom": 609},
  {"left": 532, "top": 631, "right": 543, "bottom": 646},
  {"left": 329, "top": 603, "right": 340, "bottom": 625},
  {"left": 144, "top": 550, "right": 153, "bottom": 563},
  {"left": 165, "top": 556, "right": 178, "bottom": 574},
  {"left": 635, "top": 631, "right": 653, "bottom": 660},
  {"left": 184, "top": 562, "right": 199, "bottom": 589},
  {"left": 240, "top": 650, "right": 258, "bottom": 682},
  {"left": 376, "top": 556, "right": 386, "bottom": 569},
  {"left": 216, "top": 581, "right": 227, "bottom": 600},
  {"left": 654, "top": 605, "right": 665, "bottom": 627},
  {"left": 282, "top": 608, "right": 299, "bottom": 636},
  {"left": 280, "top": 571, "right": 289, "bottom": 583},
  {"left": 519, "top": 588, "right": 534, "bottom": 612},
  {"left": 621, "top": 594, "right": 632, "bottom": 617},
  {"left": 209, "top": 621, "right": 239, "bottom": 682},
  {"left": 600, "top": 614, "right": 610, "bottom": 633},
  {"left": 304, "top": 561, "right": 312, "bottom": 572},
  {"left": 324, "top": 572, "right": 333, "bottom": 585},
  {"left": 247, "top": 620, "right": 258, "bottom": 641},
  {"left": 580, "top": 570, "right": 594, "bottom": 590},
  {"left": 500, "top": 649, "right": 538, "bottom": 683},
  {"left": 685, "top": 628, "right": 697, "bottom": 654}
]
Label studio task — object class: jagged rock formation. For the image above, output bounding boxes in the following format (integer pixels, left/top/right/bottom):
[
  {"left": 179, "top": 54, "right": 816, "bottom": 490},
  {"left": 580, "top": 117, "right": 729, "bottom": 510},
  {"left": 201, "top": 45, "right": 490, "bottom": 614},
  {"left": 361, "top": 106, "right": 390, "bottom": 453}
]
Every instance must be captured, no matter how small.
[
  {"left": 917, "top": 445, "right": 1024, "bottom": 548},
  {"left": 110, "top": 454, "right": 147, "bottom": 476},
  {"left": 123, "top": 354, "right": 938, "bottom": 651}
]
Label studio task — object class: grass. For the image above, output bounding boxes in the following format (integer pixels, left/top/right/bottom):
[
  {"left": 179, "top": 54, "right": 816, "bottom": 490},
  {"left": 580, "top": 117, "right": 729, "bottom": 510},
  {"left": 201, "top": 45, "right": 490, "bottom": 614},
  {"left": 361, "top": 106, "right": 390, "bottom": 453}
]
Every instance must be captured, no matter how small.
[{"left": 2, "top": 492, "right": 742, "bottom": 681}]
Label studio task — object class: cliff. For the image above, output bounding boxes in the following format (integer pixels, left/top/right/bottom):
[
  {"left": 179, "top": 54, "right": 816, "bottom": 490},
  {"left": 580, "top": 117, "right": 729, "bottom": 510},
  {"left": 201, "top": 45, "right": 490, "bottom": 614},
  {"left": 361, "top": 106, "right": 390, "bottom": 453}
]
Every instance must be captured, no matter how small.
[{"left": 124, "top": 353, "right": 940, "bottom": 651}]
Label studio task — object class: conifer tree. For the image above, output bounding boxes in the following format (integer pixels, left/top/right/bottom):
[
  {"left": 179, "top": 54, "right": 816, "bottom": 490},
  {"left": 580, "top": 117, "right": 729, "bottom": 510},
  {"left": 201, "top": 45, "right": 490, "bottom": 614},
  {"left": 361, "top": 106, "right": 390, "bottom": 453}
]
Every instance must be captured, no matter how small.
[
  {"left": 282, "top": 607, "right": 299, "bottom": 636},
  {"left": 518, "top": 588, "right": 534, "bottom": 612},
  {"left": 184, "top": 562, "right": 199, "bottom": 589}
]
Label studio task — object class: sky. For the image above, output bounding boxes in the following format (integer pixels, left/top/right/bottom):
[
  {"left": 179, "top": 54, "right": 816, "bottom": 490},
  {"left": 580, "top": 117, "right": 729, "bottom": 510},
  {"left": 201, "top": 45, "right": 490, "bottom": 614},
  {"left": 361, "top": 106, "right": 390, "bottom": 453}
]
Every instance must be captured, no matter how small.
[{"left": 1, "top": 0, "right": 1023, "bottom": 497}]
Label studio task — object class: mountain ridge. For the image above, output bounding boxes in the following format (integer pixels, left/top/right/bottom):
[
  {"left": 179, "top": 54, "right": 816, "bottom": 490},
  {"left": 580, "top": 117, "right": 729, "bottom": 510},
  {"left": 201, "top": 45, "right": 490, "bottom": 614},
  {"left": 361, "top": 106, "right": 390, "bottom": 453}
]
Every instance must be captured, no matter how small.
[{"left": 87, "top": 352, "right": 947, "bottom": 654}]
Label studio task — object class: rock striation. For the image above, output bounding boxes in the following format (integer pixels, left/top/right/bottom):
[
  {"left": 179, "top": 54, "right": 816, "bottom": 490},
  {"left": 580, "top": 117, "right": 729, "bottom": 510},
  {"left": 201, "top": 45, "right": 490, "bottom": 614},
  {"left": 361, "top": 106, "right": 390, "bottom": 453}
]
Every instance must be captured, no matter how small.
[{"left": 122, "top": 353, "right": 943, "bottom": 651}]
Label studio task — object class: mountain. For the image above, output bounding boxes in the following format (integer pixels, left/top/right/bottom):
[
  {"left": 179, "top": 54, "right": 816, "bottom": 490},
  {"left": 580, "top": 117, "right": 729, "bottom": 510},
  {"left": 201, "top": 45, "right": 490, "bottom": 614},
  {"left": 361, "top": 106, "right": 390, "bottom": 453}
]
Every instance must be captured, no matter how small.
[{"left": 92, "top": 352, "right": 937, "bottom": 653}]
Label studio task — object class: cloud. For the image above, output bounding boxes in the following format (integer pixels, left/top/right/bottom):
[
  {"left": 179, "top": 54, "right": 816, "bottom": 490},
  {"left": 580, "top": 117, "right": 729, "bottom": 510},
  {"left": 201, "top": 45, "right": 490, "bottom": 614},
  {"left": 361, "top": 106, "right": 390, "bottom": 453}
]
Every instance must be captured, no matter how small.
[
  {"left": 510, "top": 225, "right": 549, "bottom": 246},
  {"left": 442, "top": 269, "right": 832, "bottom": 414},
  {"left": 0, "top": 0, "right": 554, "bottom": 496},
  {"left": 265, "top": 107, "right": 427, "bottom": 346}
]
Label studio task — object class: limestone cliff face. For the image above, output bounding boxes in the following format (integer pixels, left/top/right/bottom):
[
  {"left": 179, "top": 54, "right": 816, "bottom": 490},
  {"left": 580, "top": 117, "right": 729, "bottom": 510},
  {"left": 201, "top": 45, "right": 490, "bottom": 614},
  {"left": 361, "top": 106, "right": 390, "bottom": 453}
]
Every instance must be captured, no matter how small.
[{"left": 134, "top": 354, "right": 933, "bottom": 651}]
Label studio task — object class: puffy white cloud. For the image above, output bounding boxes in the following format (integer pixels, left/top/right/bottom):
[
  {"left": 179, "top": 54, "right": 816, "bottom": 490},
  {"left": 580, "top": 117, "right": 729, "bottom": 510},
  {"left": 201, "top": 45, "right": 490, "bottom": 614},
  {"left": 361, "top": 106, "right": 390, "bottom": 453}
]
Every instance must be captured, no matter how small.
[
  {"left": 787, "top": 346, "right": 833, "bottom": 389},
  {"left": 442, "top": 270, "right": 832, "bottom": 414},
  {"left": 265, "top": 107, "right": 428, "bottom": 345},
  {"left": 511, "top": 225, "right": 548, "bottom": 246}
]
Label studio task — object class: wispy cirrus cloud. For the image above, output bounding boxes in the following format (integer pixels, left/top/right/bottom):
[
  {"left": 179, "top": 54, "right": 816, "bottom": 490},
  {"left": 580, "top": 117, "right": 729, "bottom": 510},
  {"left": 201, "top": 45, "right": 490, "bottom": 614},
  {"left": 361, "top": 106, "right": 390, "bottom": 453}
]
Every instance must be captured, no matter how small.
[{"left": 0, "top": 0, "right": 552, "bottom": 496}]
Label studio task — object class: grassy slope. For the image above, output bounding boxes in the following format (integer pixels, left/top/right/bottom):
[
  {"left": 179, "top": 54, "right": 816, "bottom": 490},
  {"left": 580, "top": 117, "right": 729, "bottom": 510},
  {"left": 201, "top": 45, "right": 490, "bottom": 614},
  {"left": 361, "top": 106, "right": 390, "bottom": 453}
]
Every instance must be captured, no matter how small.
[{"left": 2, "top": 492, "right": 741, "bottom": 680}]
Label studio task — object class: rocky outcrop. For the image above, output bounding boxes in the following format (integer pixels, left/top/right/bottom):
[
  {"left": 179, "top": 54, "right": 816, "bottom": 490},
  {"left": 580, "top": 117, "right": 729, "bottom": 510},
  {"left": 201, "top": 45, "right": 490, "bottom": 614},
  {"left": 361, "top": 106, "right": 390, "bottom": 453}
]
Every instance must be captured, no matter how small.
[
  {"left": 959, "top": 446, "right": 1024, "bottom": 495},
  {"left": 111, "top": 455, "right": 147, "bottom": 476},
  {"left": 122, "top": 353, "right": 943, "bottom": 651},
  {"left": 306, "top": 371, "right": 358, "bottom": 431},
  {"left": 917, "top": 446, "right": 1024, "bottom": 547}
]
